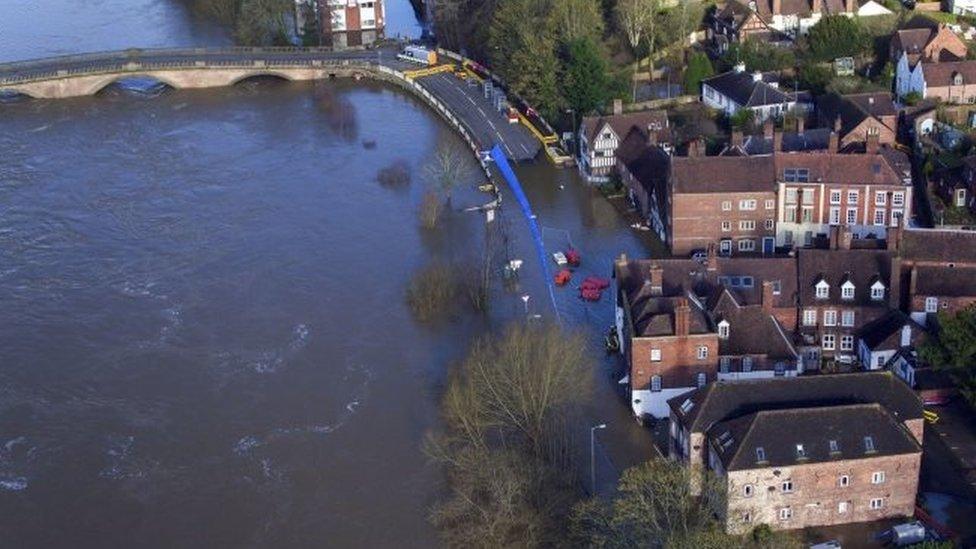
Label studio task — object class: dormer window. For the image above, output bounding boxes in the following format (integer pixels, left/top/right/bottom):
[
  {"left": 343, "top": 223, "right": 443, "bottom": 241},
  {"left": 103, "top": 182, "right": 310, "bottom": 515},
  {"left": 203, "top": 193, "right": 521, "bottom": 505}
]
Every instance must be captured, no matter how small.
[
  {"left": 954, "top": 72, "right": 964, "bottom": 86},
  {"left": 815, "top": 280, "right": 829, "bottom": 299},
  {"left": 718, "top": 320, "right": 730, "bottom": 339},
  {"left": 756, "top": 446, "right": 766, "bottom": 463},
  {"left": 864, "top": 436, "right": 876, "bottom": 453},
  {"left": 841, "top": 281, "right": 855, "bottom": 300},
  {"left": 796, "top": 444, "right": 806, "bottom": 460},
  {"left": 829, "top": 439, "right": 840, "bottom": 455},
  {"left": 870, "top": 281, "right": 885, "bottom": 301}
]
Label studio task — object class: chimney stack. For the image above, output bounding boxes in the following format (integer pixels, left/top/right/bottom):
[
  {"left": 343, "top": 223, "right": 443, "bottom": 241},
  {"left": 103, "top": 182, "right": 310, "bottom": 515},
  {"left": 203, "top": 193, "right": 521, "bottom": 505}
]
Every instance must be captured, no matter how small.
[
  {"left": 773, "top": 0, "right": 782, "bottom": 14},
  {"left": 890, "top": 256, "right": 903, "bottom": 310},
  {"left": 707, "top": 242, "right": 718, "bottom": 271},
  {"left": 909, "top": 266, "right": 919, "bottom": 305},
  {"left": 828, "top": 131, "right": 839, "bottom": 153},
  {"left": 813, "top": 0, "right": 822, "bottom": 12},
  {"left": 675, "top": 297, "right": 691, "bottom": 336},
  {"left": 688, "top": 137, "right": 705, "bottom": 157},
  {"left": 887, "top": 212, "right": 904, "bottom": 251},
  {"left": 841, "top": 225, "right": 854, "bottom": 250},
  {"left": 866, "top": 132, "right": 880, "bottom": 155},
  {"left": 762, "top": 281, "right": 775, "bottom": 314},
  {"left": 845, "top": 0, "right": 855, "bottom": 13},
  {"left": 612, "top": 98, "right": 623, "bottom": 116},
  {"left": 647, "top": 126, "right": 658, "bottom": 147},
  {"left": 763, "top": 119, "right": 774, "bottom": 140},
  {"left": 731, "top": 130, "right": 744, "bottom": 148},
  {"left": 796, "top": 116, "right": 805, "bottom": 135},
  {"left": 834, "top": 115, "right": 842, "bottom": 132},
  {"left": 830, "top": 225, "right": 841, "bottom": 250},
  {"left": 650, "top": 263, "right": 664, "bottom": 296},
  {"left": 773, "top": 130, "right": 784, "bottom": 152}
]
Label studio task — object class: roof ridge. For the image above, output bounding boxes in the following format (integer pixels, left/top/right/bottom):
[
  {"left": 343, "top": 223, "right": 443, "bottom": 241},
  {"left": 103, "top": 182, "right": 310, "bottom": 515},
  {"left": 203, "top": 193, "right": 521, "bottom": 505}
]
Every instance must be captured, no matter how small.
[{"left": 753, "top": 402, "right": 883, "bottom": 416}]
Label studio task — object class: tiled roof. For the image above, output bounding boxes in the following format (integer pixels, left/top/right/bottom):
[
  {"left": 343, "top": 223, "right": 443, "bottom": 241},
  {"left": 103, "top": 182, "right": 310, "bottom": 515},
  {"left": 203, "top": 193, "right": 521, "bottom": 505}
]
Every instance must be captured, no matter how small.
[
  {"left": 774, "top": 151, "right": 908, "bottom": 186},
  {"left": 702, "top": 70, "right": 793, "bottom": 108},
  {"left": 708, "top": 404, "right": 921, "bottom": 471},
  {"left": 628, "top": 290, "right": 712, "bottom": 337},
  {"left": 668, "top": 371, "right": 924, "bottom": 433},
  {"left": 740, "top": 128, "right": 832, "bottom": 155},
  {"left": 711, "top": 290, "right": 797, "bottom": 360},
  {"left": 797, "top": 249, "right": 892, "bottom": 307},
  {"left": 914, "top": 265, "right": 976, "bottom": 297},
  {"left": 618, "top": 128, "right": 670, "bottom": 202},
  {"left": 921, "top": 60, "right": 976, "bottom": 87},
  {"left": 581, "top": 110, "right": 669, "bottom": 145},
  {"left": 856, "top": 309, "right": 925, "bottom": 349},
  {"left": 817, "top": 92, "right": 897, "bottom": 137},
  {"left": 672, "top": 155, "right": 776, "bottom": 193},
  {"left": 899, "top": 228, "right": 976, "bottom": 263}
]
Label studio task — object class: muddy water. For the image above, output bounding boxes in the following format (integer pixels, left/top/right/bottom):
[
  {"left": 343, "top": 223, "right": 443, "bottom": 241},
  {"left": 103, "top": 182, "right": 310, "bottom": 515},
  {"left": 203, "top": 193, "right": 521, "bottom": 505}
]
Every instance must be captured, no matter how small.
[{"left": 0, "top": 2, "right": 658, "bottom": 547}]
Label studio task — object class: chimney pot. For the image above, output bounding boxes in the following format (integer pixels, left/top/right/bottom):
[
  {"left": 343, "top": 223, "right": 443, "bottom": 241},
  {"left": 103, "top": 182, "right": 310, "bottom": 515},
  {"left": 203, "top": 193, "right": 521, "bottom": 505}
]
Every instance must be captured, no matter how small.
[
  {"left": 828, "top": 131, "right": 839, "bottom": 153},
  {"left": 707, "top": 243, "right": 718, "bottom": 271},
  {"left": 866, "top": 132, "right": 880, "bottom": 155},
  {"left": 773, "top": 0, "right": 782, "bottom": 14},
  {"left": 650, "top": 263, "right": 664, "bottom": 296},
  {"left": 612, "top": 98, "right": 623, "bottom": 116},
  {"left": 830, "top": 225, "right": 841, "bottom": 250}
]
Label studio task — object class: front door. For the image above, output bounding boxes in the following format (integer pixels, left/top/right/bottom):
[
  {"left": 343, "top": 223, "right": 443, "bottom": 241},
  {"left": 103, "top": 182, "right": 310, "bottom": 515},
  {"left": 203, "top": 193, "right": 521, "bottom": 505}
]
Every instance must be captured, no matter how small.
[{"left": 762, "top": 237, "right": 774, "bottom": 255}]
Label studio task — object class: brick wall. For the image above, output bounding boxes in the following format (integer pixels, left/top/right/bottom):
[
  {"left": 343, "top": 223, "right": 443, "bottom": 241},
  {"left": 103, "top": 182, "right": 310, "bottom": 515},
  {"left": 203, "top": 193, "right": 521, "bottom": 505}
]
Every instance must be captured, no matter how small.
[
  {"left": 725, "top": 452, "right": 921, "bottom": 534},
  {"left": 630, "top": 333, "right": 719, "bottom": 391},
  {"left": 671, "top": 191, "right": 777, "bottom": 255}
]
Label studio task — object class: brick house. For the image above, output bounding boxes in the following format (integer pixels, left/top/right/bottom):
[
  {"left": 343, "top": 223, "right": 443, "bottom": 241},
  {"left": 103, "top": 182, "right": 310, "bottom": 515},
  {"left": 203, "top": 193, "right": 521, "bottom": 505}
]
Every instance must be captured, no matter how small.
[
  {"left": 709, "top": 0, "right": 790, "bottom": 51},
  {"left": 318, "top": 0, "right": 384, "bottom": 48},
  {"left": 670, "top": 153, "right": 779, "bottom": 256},
  {"left": 890, "top": 20, "right": 967, "bottom": 70},
  {"left": 897, "top": 58, "right": 976, "bottom": 103},
  {"left": 890, "top": 228, "right": 976, "bottom": 322},
  {"left": 796, "top": 245, "right": 893, "bottom": 369},
  {"left": 614, "top": 252, "right": 798, "bottom": 419},
  {"left": 577, "top": 104, "right": 670, "bottom": 183},
  {"left": 775, "top": 138, "right": 912, "bottom": 248},
  {"left": 667, "top": 373, "right": 924, "bottom": 534},
  {"left": 816, "top": 92, "right": 898, "bottom": 149}
]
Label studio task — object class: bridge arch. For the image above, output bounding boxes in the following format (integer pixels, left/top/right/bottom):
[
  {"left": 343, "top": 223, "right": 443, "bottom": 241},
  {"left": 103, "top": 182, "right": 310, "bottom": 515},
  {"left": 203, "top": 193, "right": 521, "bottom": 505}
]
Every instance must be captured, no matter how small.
[
  {"left": 86, "top": 73, "right": 182, "bottom": 96},
  {"left": 228, "top": 71, "right": 296, "bottom": 86}
]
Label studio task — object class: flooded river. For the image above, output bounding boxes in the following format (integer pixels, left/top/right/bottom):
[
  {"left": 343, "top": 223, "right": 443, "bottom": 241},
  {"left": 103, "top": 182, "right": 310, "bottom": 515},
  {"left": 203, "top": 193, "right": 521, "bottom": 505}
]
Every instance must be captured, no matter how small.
[{"left": 0, "top": 1, "right": 656, "bottom": 547}]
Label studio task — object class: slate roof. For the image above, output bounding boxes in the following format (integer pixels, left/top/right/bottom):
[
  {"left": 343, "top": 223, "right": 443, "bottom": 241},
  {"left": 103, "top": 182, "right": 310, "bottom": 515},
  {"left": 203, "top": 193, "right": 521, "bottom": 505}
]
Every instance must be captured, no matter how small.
[
  {"left": 711, "top": 290, "right": 797, "bottom": 360},
  {"left": 618, "top": 128, "right": 670, "bottom": 202},
  {"left": 774, "top": 152, "right": 908, "bottom": 186},
  {"left": 817, "top": 92, "right": 897, "bottom": 137},
  {"left": 627, "top": 290, "right": 712, "bottom": 337},
  {"left": 798, "top": 249, "right": 892, "bottom": 307},
  {"left": 668, "top": 371, "right": 924, "bottom": 433},
  {"left": 702, "top": 70, "right": 793, "bottom": 108},
  {"left": 581, "top": 110, "right": 669, "bottom": 145},
  {"left": 729, "top": 128, "right": 833, "bottom": 156},
  {"left": 856, "top": 309, "right": 925, "bottom": 349},
  {"left": 899, "top": 228, "right": 976, "bottom": 263},
  {"left": 707, "top": 403, "right": 921, "bottom": 471},
  {"left": 914, "top": 265, "right": 976, "bottom": 297}
]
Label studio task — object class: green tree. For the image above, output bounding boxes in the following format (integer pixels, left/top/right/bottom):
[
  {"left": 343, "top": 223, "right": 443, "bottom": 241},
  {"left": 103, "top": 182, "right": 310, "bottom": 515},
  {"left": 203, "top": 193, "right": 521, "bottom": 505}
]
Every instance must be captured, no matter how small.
[
  {"left": 683, "top": 51, "right": 714, "bottom": 95},
  {"left": 798, "top": 63, "right": 834, "bottom": 95},
  {"left": 805, "top": 15, "right": 868, "bottom": 62},
  {"left": 920, "top": 305, "right": 976, "bottom": 406},
  {"left": 489, "top": 0, "right": 564, "bottom": 117},
  {"left": 236, "top": 0, "right": 291, "bottom": 46},
  {"left": 563, "top": 37, "right": 613, "bottom": 115},
  {"left": 721, "top": 40, "right": 796, "bottom": 72}
]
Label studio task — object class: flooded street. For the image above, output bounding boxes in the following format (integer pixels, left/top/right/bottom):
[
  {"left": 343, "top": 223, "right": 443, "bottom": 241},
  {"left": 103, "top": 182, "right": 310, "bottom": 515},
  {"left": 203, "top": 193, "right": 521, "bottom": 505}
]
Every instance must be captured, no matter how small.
[{"left": 0, "top": 1, "right": 657, "bottom": 547}]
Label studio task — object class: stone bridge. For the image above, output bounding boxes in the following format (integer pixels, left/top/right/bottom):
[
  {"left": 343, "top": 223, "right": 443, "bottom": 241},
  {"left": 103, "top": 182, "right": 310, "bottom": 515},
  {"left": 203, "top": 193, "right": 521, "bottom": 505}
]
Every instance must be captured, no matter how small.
[{"left": 0, "top": 46, "right": 542, "bottom": 162}]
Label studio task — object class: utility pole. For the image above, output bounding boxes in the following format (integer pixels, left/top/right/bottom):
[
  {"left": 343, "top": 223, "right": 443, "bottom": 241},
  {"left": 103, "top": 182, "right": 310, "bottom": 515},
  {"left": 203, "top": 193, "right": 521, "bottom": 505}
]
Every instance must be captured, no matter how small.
[{"left": 590, "top": 423, "right": 607, "bottom": 495}]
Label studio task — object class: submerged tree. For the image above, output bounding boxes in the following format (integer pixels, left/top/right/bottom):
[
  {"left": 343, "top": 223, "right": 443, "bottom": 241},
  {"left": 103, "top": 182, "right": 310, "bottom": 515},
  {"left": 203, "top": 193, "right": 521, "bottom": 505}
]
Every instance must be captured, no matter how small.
[{"left": 425, "top": 141, "right": 471, "bottom": 206}]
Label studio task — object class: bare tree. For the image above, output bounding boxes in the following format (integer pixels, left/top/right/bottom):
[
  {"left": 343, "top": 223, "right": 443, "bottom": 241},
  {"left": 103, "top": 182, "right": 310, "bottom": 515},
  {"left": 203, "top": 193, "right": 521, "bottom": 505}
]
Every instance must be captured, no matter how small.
[
  {"left": 615, "top": 0, "right": 656, "bottom": 53},
  {"left": 425, "top": 141, "right": 472, "bottom": 206},
  {"left": 550, "top": 0, "right": 605, "bottom": 45}
]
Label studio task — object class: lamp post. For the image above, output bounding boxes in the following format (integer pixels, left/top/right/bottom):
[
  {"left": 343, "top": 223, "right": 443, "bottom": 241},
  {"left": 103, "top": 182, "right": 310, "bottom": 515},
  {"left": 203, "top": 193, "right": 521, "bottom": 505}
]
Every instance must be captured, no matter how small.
[
  {"left": 520, "top": 294, "right": 531, "bottom": 316},
  {"left": 590, "top": 423, "right": 607, "bottom": 496}
]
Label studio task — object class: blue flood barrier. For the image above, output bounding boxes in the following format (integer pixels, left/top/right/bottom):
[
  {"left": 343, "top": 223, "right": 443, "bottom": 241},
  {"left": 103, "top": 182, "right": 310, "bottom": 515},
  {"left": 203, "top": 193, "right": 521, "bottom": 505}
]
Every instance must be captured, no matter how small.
[{"left": 490, "top": 144, "right": 559, "bottom": 321}]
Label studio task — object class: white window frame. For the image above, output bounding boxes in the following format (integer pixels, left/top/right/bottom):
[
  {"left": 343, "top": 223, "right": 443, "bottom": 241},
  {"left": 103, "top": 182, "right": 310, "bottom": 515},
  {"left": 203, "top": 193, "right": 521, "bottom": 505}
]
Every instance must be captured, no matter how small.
[
  {"left": 651, "top": 349, "right": 662, "bottom": 362},
  {"left": 871, "top": 283, "right": 885, "bottom": 301},
  {"left": 848, "top": 190, "right": 859, "bottom": 205},
  {"left": 830, "top": 190, "right": 842, "bottom": 204},
  {"left": 718, "top": 321, "right": 730, "bottom": 339},
  {"left": 870, "top": 498, "right": 884, "bottom": 510},
  {"left": 873, "top": 209, "right": 886, "bottom": 226},
  {"left": 765, "top": 199, "right": 775, "bottom": 210},
  {"left": 841, "top": 310, "right": 855, "bottom": 327},
  {"left": 779, "top": 507, "right": 793, "bottom": 521},
  {"left": 722, "top": 200, "right": 732, "bottom": 211},
  {"left": 824, "top": 310, "right": 837, "bottom": 326},
  {"left": 782, "top": 480, "right": 793, "bottom": 493},
  {"left": 872, "top": 471, "right": 885, "bottom": 484},
  {"left": 722, "top": 220, "right": 732, "bottom": 232},
  {"left": 743, "top": 484, "right": 754, "bottom": 497},
  {"left": 823, "top": 334, "right": 836, "bottom": 350},
  {"left": 846, "top": 207, "right": 858, "bottom": 225},
  {"left": 841, "top": 283, "right": 854, "bottom": 300},
  {"left": 651, "top": 375, "right": 662, "bottom": 392},
  {"left": 740, "top": 220, "right": 756, "bottom": 231},
  {"left": 765, "top": 218, "right": 775, "bottom": 230},
  {"left": 697, "top": 346, "right": 709, "bottom": 360},
  {"left": 892, "top": 192, "right": 905, "bottom": 207},
  {"left": 838, "top": 501, "right": 849, "bottom": 514},
  {"left": 925, "top": 296, "right": 939, "bottom": 313},
  {"left": 839, "top": 475, "right": 850, "bottom": 487},
  {"left": 739, "top": 199, "right": 757, "bottom": 211},
  {"left": 875, "top": 191, "right": 887, "bottom": 206},
  {"left": 815, "top": 281, "right": 829, "bottom": 299},
  {"left": 803, "top": 309, "right": 817, "bottom": 326},
  {"left": 738, "top": 239, "right": 756, "bottom": 252},
  {"left": 829, "top": 207, "right": 841, "bottom": 225}
]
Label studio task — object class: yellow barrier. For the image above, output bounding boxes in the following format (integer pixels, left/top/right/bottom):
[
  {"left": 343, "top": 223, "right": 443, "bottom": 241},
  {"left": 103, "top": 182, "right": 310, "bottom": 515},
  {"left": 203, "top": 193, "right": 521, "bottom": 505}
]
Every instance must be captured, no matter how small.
[
  {"left": 923, "top": 410, "right": 939, "bottom": 424},
  {"left": 403, "top": 64, "right": 453, "bottom": 80},
  {"left": 517, "top": 111, "right": 559, "bottom": 146}
]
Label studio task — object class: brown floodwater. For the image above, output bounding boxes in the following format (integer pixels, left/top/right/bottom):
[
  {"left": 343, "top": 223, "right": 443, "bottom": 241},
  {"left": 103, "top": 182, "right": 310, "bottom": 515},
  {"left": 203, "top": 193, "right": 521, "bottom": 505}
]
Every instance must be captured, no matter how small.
[{"left": 0, "top": 2, "right": 658, "bottom": 547}]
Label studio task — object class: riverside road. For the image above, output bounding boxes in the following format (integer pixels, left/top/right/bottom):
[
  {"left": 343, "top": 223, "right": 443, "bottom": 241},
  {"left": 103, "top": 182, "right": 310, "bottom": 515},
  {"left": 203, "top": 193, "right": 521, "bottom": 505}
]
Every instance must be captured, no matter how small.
[{"left": 0, "top": 45, "right": 542, "bottom": 162}]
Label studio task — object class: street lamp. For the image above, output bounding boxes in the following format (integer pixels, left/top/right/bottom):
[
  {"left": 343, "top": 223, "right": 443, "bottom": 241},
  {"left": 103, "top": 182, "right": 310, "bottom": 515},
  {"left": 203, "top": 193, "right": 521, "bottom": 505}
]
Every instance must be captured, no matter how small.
[
  {"left": 520, "top": 294, "right": 531, "bottom": 316},
  {"left": 590, "top": 423, "right": 607, "bottom": 496}
]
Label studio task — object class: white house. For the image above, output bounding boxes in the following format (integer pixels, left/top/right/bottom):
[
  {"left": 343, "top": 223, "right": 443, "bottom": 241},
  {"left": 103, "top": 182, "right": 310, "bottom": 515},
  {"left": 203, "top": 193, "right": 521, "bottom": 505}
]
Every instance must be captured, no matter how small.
[
  {"left": 701, "top": 64, "right": 798, "bottom": 122},
  {"left": 856, "top": 311, "right": 925, "bottom": 370},
  {"left": 577, "top": 102, "right": 670, "bottom": 183}
]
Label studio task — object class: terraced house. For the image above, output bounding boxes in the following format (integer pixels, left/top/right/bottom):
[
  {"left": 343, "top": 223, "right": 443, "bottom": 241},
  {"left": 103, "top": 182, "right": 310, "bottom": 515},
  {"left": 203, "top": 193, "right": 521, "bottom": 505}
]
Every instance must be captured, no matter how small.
[{"left": 668, "top": 373, "right": 923, "bottom": 534}]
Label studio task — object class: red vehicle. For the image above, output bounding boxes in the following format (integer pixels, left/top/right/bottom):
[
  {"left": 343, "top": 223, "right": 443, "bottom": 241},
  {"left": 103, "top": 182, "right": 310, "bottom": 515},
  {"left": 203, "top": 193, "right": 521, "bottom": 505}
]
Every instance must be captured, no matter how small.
[
  {"left": 565, "top": 248, "right": 581, "bottom": 267},
  {"left": 554, "top": 269, "right": 572, "bottom": 286}
]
